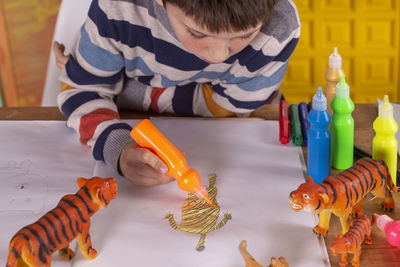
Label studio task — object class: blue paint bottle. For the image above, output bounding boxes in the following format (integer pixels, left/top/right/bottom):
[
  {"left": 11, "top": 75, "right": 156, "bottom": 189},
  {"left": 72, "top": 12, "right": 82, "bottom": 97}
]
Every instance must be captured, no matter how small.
[{"left": 307, "top": 87, "right": 332, "bottom": 183}]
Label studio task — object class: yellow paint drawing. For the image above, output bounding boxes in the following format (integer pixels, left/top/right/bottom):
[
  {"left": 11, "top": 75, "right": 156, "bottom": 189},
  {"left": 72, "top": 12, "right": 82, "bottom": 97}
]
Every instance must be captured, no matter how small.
[{"left": 165, "top": 173, "right": 232, "bottom": 251}]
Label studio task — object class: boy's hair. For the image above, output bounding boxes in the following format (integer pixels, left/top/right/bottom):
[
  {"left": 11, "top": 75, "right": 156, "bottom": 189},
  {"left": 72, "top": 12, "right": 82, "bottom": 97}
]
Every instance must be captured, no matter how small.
[{"left": 162, "top": 0, "right": 279, "bottom": 33}]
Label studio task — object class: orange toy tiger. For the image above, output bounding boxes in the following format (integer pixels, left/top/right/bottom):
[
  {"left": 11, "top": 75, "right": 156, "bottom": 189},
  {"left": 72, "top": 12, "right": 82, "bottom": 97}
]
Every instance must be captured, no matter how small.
[
  {"left": 6, "top": 177, "right": 118, "bottom": 267},
  {"left": 289, "top": 157, "right": 398, "bottom": 237},
  {"left": 330, "top": 215, "right": 372, "bottom": 267}
]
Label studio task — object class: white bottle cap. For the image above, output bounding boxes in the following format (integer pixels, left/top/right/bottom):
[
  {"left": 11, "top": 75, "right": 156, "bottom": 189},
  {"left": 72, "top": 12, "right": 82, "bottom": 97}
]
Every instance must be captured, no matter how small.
[
  {"left": 329, "top": 47, "right": 342, "bottom": 69},
  {"left": 375, "top": 213, "right": 393, "bottom": 232},
  {"left": 312, "top": 87, "right": 327, "bottom": 111},
  {"left": 335, "top": 75, "right": 350, "bottom": 98},
  {"left": 378, "top": 95, "right": 393, "bottom": 119}
]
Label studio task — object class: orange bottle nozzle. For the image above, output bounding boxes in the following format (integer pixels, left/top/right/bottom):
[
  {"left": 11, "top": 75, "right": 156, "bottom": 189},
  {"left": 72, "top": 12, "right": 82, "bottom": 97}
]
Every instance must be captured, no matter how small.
[
  {"left": 193, "top": 187, "right": 216, "bottom": 207},
  {"left": 130, "top": 119, "right": 215, "bottom": 206},
  {"left": 203, "top": 195, "right": 216, "bottom": 207}
]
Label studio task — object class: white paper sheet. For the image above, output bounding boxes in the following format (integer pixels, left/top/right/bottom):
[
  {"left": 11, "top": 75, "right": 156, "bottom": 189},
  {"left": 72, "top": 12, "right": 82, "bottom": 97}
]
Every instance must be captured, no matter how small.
[
  {"left": 0, "top": 119, "right": 329, "bottom": 267},
  {"left": 0, "top": 121, "right": 94, "bottom": 267}
]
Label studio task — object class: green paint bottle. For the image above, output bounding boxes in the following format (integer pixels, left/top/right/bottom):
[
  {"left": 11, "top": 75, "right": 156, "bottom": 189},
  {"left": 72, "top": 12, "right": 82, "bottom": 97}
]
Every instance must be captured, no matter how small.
[{"left": 331, "top": 75, "right": 354, "bottom": 170}]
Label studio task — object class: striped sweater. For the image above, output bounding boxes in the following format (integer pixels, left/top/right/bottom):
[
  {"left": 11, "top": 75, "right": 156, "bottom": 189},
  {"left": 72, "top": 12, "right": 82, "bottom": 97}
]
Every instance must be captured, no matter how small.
[{"left": 57, "top": 0, "right": 301, "bottom": 173}]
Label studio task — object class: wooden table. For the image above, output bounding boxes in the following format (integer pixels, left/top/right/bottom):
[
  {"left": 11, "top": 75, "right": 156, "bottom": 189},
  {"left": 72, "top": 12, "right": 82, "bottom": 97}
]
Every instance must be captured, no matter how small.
[{"left": 1, "top": 104, "right": 399, "bottom": 267}]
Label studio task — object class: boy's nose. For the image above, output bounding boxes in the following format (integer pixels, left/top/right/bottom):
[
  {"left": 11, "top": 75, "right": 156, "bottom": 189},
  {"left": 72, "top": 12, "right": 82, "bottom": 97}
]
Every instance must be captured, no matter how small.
[{"left": 208, "top": 40, "right": 230, "bottom": 63}]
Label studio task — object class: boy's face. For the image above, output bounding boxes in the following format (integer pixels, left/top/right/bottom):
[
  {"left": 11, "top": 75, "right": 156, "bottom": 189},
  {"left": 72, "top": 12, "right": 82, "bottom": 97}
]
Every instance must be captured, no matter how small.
[{"left": 161, "top": 1, "right": 262, "bottom": 64}]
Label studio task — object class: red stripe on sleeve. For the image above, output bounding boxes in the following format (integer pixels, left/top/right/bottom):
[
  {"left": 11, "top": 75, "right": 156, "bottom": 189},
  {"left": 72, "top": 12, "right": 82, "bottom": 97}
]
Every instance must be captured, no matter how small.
[
  {"left": 79, "top": 108, "right": 120, "bottom": 146},
  {"left": 149, "top": 87, "right": 166, "bottom": 113}
]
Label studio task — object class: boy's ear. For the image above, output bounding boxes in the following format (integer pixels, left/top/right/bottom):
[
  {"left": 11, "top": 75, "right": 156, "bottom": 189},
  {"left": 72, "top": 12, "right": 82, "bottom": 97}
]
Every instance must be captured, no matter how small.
[{"left": 77, "top": 177, "right": 88, "bottom": 187}]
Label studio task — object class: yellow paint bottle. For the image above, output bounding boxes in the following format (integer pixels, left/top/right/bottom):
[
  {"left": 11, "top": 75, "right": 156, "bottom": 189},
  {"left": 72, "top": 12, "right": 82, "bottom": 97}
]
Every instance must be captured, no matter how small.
[
  {"left": 373, "top": 95, "right": 398, "bottom": 184},
  {"left": 324, "top": 47, "right": 345, "bottom": 115}
]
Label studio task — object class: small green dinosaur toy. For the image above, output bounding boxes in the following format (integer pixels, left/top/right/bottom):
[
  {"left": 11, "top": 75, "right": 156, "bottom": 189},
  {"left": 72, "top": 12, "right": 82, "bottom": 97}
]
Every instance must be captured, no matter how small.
[{"left": 165, "top": 173, "right": 232, "bottom": 251}]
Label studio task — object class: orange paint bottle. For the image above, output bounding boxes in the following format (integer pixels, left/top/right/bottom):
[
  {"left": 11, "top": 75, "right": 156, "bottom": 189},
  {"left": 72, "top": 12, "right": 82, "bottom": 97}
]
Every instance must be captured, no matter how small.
[{"left": 130, "top": 119, "right": 215, "bottom": 206}]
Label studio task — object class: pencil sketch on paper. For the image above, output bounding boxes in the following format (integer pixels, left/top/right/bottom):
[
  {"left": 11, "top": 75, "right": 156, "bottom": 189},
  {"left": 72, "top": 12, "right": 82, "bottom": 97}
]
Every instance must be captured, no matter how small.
[
  {"left": 0, "top": 160, "right": 48, "bottom": 214},
  {"left": 165, "top": 173, "right": 232, "bottom": 251}
]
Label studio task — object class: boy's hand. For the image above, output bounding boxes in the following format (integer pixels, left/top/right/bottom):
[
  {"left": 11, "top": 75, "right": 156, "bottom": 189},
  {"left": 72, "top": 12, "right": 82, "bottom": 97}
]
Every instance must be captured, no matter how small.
[
  {"left": 119, "top": 141, "right": 175, "bottom": 186},
  {"left": 53, "top": 41, "right": 69, "bottom": 70}
]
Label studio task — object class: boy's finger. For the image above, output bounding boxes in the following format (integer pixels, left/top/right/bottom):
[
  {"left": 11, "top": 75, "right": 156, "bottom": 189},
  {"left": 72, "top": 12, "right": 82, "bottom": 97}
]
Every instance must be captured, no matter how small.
[
  {"left": 126, "top": 169, "right": 173, "bottom": 186},
  {"left": 140, "top": 149, "right": 168, "bottom": 174},
  {"left": 54, "top": 42, "right": 68, "bottom": 60},
  {"left": 56, "top": 60, "right": 66, "bottom": 70},
  {"left": 156, "top": 174, "right": 175, "bottom": 184},
  {"left": 53, "top": 41, "right": 61, "bottom": 54}
]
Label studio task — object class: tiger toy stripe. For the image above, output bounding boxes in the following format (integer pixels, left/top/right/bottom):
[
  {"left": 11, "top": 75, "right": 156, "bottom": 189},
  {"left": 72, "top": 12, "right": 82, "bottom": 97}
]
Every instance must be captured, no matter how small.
[
  {"left": 6, "top": 177, "right": 118, "bottom": 267},
  {"left": 289, "top": 157, "right": 398, "bottom": 237},
  {"left": 330, "top": 215, "right": 372, "bottom": 267}
]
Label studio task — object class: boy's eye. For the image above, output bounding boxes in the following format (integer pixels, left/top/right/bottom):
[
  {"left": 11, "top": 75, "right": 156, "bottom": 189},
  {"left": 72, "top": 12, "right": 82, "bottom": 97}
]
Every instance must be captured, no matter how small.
[
  {"left": 240, "top": 33, "right": 253, "bottom": 40},
  {"left": 188, "top": 30, "right": 206, "bottom": 39}
]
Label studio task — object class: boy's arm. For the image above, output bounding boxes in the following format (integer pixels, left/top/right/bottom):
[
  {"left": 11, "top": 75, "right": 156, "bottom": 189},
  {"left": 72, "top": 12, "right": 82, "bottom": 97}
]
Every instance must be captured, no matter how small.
[
  {"left": 56, "top": 0, "right": 132, "bottom": 174},
  {"left": 57, "top": 84, "right": 132, "bottom": 174}
]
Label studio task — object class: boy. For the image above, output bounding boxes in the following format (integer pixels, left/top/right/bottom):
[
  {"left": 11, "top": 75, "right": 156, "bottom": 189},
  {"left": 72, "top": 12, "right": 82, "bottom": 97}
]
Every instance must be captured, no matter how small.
[{"left": 54, "top": 0, "right": 300, "bottom": 186}]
